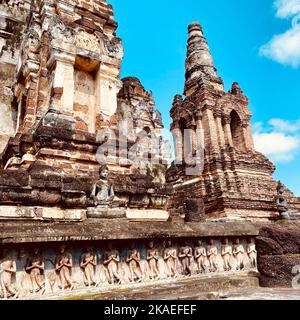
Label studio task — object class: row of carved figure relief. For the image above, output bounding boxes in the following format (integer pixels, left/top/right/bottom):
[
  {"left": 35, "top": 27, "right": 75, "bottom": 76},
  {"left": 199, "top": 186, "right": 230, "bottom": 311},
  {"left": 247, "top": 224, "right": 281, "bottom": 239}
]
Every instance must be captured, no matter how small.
[{"left": 0, "top": 237, "right": 257, "bottom": 299}]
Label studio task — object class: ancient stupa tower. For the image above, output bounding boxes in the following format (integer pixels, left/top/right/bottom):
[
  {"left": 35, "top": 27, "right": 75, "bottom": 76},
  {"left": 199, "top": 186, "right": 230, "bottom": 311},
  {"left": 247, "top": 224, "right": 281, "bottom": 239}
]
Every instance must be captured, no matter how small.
[{"left": 167, "top": 22, "right": 300, "bottom": 221}]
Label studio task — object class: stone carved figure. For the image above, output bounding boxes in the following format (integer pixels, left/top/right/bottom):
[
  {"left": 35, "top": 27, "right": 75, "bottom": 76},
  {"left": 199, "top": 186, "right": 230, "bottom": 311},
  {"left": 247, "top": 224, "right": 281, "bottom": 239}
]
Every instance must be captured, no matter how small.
[
  {"left": 194, "top": 240, "right": 207, "bottom": 274},
  {"left": 207, "top": 239, "right": 218, "bottom": 272},
  {"left": 130, "top": 139, "right": 152, "bottom": 176},
  {"left": 104, "top": 36, "right": 123, "bottom": 59},
  {"left": 275, "top": 181, "right": 300, "bottom": 220},
  {"left": 134, "top": 100, "right": 150, "bottom": 124},
  {"left": 25, "top": 248, "right": 45, "bottom": 295},
  {"left": 0, "top": 249, "right": 18, "bottom": 299},
  {"left": 150, "top": 163, "right": 167, "bottom": 184},
  {"left": 97, "top": 32, "right": 123, "bottom": 60},
  {"left": 75, "top": 30, "right": 100, "bottom": 53},
  {"left": 103, "top": 243, "right": 121, "bottom": 285},
  {"left": 91, "top": 165, "right": 120, "bottom": 207},
  {"left": 178, "top": 244, "right": 193, "bottom": 276},
  {"left": 233, "top": 239, "right": 245, "bottom": 271},
  {"left": 126, "top": 244, "right": 143, "bottom": 283},
  {"left": 0, "top": 265, "right": 5, "bottom": 299},
  {"left": 48, "top": 15, "right": 75, "bottom": 44},
  {"left": 247, "top": 238, "right": 257, "bottom": 269},
  {"left": 26, "top": 26, "right": 40, "bottom": 51},
  {"left": 55, "top": 245, "right": 74, "bottom": 290},
  {"left": 146, "top": 241, "right": 160, "bottom": 280},
  {"left": 221, "top": 238, "right": 233, "bottom": 272},
  {"left": 163, "top": 241, "right": 178, "bottom": 278},
  {"left": 80, "top": 248, "right": 97, "bottom": 287},
  {"left": 276, "top": 181, "right": 288, "bottom": 213},
  {"left": 119, "top": 101, "right": 135, "bottom": 142},
  {"left": 22, "top": 27, "right": 40, "bottom": 65},
  {"left": 154, "top": 110, "right": 163, "bottom": 127}
]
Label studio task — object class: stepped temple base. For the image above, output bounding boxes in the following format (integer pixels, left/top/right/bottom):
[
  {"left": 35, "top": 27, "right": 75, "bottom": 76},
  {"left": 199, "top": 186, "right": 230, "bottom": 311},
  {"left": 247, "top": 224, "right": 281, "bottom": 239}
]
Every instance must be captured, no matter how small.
[
  {"left": 19, "top": 271, "right": 260, "bottom": 300},
  {"left": 0, "top": 221, "right": 258, "bottom": 299}
]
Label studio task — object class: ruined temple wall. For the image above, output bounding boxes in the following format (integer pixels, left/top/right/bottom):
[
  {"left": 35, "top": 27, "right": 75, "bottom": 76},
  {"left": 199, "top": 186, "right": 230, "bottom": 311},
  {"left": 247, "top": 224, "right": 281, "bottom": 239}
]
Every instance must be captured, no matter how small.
[
  {"left": 0, "top": 0, "right": 124, "bottom": 137},
  {"left": 35, "top": 34, "right": 51, "bottom": 122},
  {"left": 168, "top": 146, "right": 281, "bottom": 217},
  {"left": 206, "top": 169, "right": 280, "bottom": 219},
  {"left": 287, "top": 194, "right": 300, "bottom": 211},
  {"left": 0, "top": 35, "right": 17, "bottom": 153},
  {"left": 0, "top": 0, "right": 32, "bottom": 152},
  {"left": 0, "top": 61, "right": 15, "bottom": 152}
]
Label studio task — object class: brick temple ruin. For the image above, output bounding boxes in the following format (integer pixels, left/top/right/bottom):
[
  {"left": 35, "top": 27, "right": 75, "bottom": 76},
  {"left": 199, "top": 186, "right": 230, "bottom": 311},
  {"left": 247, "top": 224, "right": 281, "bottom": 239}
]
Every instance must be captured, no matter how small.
[{"left": 0, "top": 0, "right": 300, "bottom": 299}]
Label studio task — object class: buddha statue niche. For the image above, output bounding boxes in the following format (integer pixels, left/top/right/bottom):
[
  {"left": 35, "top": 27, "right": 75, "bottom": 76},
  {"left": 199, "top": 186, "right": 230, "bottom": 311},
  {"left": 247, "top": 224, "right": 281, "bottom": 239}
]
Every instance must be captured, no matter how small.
[{"left": 91, "top": 165, "right": 121, "bottom": 208}]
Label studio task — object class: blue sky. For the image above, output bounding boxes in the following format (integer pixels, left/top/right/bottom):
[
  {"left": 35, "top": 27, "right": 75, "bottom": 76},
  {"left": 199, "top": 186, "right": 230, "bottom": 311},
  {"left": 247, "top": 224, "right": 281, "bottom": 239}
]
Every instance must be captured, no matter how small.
[{"left": 110, "top": 0, "right": 300, "bottom": 196}]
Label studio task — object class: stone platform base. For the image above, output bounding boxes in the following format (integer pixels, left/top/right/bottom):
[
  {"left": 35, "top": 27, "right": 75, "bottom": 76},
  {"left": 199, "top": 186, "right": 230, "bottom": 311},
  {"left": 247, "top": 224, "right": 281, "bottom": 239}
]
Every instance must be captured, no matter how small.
[
  {"left": 87, "top": 207, "right": 126, "bottom": 219},
  {"left": 220, "top": 287, "right": 300, "bottom": 300},
  {"left": 17, "top": 271, "right": 259, "bottom": 300},
  {"left": 208, "top": 209, "right": 280, "bottom": 222},
  {"left": 86, "top": 208, "right": 169, "bottom": 221},
  {"left": 0, "top": 206, "right": 86, "bottom": 221}
]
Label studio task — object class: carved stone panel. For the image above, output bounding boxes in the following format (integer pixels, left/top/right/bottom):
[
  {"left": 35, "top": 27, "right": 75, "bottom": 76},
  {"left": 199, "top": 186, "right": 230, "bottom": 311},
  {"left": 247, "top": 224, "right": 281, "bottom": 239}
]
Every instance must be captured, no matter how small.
[{"left": 0, "top": 237, "right": 257, "bottom": 299}]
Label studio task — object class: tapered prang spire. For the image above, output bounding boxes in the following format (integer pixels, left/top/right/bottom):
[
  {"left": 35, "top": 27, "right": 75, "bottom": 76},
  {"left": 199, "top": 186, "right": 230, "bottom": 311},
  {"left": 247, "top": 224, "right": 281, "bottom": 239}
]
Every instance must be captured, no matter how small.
[{"left": 184, "top": 22, "right": 223, "bottom": 96}]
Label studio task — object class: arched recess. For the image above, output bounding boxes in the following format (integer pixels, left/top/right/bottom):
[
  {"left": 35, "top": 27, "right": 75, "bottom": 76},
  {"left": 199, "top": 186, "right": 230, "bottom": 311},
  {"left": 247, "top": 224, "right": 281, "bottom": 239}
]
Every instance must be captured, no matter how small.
[
  {"left": 230, "top": 110, "right": 246, "bottom": 151},
  {"left": 178, "top": 118, "right": 187, "bottom": 161},
  {"left": 143, "top": 126, "right": 151, "bottom": 136},
  {"left": 179, "top": 118, "right": 187, "bottom": 134}
]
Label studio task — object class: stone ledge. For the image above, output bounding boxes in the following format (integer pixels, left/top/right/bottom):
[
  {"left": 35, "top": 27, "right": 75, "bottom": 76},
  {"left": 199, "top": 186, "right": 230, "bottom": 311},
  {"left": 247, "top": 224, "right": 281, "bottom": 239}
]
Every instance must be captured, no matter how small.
[
  {"left": 22, "top": 271, "right": 259, "bottom": 300},
  {"left": 0, "top": 206, "right": 86, "bottom": 222},
  {"left": 0, "top": 220, "right": 259, "bottom": 244},
  {"left": 126, "top": 209, "right": 170, "bottom": 221}
]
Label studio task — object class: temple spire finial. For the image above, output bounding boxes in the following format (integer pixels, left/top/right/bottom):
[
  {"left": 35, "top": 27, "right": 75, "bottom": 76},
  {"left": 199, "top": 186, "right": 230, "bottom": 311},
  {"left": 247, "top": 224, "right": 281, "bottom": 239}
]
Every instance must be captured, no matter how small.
[{"left": 184, "top": 21, "right": 223, "bottom": 96}]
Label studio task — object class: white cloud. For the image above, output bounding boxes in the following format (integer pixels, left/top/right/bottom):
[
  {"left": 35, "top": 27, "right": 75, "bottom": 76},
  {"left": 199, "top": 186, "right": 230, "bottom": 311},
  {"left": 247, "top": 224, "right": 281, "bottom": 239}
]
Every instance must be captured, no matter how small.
[
  {"left": 254, "top": 132, "right": 299, "bottom": 162},
  {"left": 275, "top": 0, "right": 300, "bottom": 18},
  {"left": 253, "top": 118, "right": 300, "bottom": 163},
  {"left": 269, "top": 118, "right": 300, "bottom": 133},
  {"left": 260, "top": 25, "right": 300, "bottom": 67},
  {"left": 260, "top": 0, "right": 300, "bottom": 67}
]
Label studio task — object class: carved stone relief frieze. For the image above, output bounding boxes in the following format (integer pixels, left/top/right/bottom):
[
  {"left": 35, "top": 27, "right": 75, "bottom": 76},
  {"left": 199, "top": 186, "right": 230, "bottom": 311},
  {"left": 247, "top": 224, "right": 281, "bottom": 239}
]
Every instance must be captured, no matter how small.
[
  {"left": 47, "top": 16, "right": 75, "bottom": 44},
  {"left": 75, "top": 30, "right": 101, "bottom": 54},
  {"left": 0, "top": 237, "right": 257, "bottom": 299}
]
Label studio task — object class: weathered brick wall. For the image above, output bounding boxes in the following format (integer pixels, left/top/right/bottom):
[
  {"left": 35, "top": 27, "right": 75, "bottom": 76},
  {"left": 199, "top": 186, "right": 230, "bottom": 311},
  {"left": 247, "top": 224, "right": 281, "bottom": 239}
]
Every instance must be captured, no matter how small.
[
  {"left": 0, "top": 63, "right": 15, "bottom": 151},
  {"left": 0, "top": 0, "right": 32, "bottom": 153}
]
